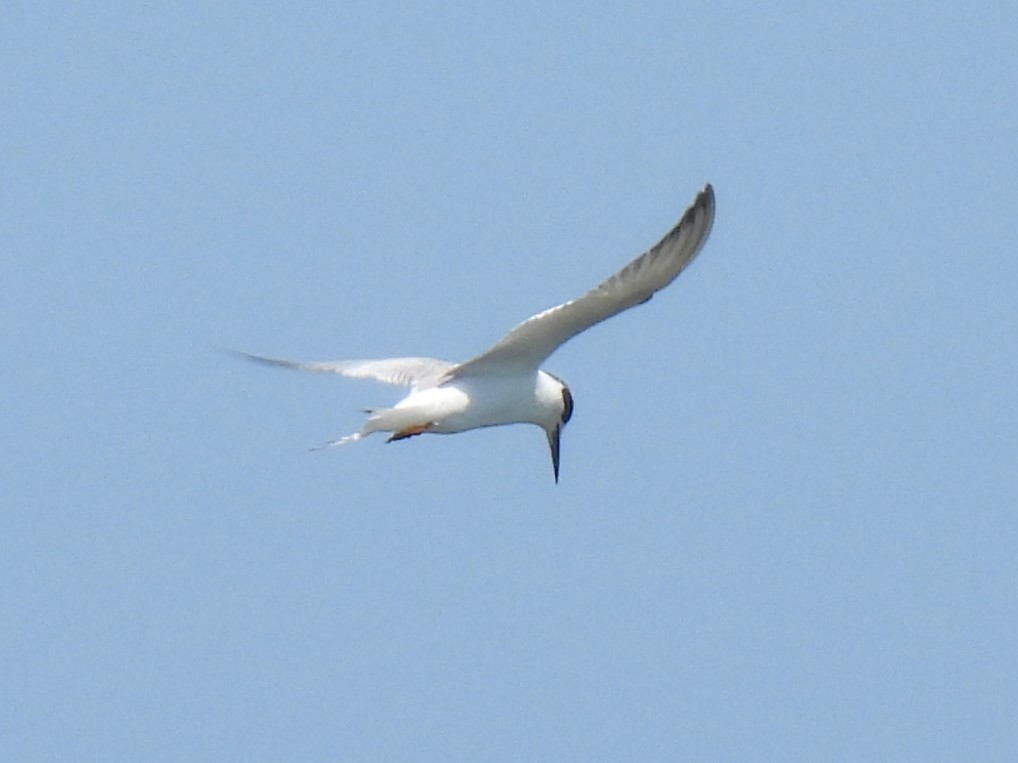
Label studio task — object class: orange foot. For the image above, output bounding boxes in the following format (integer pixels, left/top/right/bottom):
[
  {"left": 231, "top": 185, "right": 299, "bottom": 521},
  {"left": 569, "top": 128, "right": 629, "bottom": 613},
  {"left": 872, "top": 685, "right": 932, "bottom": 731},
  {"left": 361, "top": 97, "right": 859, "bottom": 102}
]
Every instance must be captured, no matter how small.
[{"left": 386, "top": 424, "right": 430, "bottom": 443}]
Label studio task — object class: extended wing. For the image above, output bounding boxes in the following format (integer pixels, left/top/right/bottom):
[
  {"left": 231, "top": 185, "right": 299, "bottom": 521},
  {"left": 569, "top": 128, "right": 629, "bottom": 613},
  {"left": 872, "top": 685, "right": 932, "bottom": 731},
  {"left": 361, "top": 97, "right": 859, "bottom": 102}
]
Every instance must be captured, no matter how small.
[
  {"left": 233, "top": 352, "right": 455, "bottom": 389},
  {"left": 453, "top": 183, "right": 715, "bottom": 376}
]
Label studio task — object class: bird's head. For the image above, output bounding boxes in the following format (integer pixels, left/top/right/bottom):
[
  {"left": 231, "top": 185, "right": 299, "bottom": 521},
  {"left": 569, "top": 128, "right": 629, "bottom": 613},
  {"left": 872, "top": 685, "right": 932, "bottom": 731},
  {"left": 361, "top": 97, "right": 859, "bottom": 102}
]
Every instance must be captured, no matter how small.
[{"left": 540, "top": 372, "right": 574, "bottom": 483}]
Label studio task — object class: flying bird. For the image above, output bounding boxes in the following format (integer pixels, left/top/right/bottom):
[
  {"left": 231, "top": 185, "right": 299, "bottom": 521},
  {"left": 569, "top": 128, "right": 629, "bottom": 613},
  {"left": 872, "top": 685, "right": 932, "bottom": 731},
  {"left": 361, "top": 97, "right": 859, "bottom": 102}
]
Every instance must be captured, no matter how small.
[{"left": 238, "top": 183, "right": 715, "bottom": 482}]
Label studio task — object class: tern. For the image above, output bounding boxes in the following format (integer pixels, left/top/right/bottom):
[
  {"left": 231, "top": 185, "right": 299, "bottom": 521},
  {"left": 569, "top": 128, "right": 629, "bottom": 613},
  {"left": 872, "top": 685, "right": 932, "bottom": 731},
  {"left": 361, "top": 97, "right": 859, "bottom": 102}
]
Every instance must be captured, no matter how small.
[{"left": 238, "top": 183, "right": 715, "bottom": 482}]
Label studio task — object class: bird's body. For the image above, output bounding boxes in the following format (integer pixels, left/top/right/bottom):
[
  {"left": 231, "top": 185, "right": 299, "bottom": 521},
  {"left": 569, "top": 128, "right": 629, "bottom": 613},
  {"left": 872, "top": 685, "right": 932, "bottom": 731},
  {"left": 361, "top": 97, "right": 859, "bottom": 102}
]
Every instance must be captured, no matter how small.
[
  {"left": 363, "top": 369, "right": 565, "bottom": 437},
  {"left": 238, "top": 183, "right": 715, "bottom": 481}
]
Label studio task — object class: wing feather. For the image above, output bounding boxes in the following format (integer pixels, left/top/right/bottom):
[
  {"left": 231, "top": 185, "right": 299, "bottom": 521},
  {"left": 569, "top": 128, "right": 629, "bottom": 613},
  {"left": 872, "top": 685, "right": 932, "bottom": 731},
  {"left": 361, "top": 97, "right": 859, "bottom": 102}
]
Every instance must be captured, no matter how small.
[
  {"left": 453, "top": 183, "right": 715, "bottom": 375},
  {"left": 232, "top": 352, "right": 455, "bottom": 388}
]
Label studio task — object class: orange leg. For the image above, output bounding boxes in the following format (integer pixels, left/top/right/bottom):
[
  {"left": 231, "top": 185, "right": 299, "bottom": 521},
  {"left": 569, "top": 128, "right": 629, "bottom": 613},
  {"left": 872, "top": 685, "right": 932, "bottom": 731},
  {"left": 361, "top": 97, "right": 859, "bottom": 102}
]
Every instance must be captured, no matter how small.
[{"left": 386, "top": 423, "right": 430, "bottom": 443}]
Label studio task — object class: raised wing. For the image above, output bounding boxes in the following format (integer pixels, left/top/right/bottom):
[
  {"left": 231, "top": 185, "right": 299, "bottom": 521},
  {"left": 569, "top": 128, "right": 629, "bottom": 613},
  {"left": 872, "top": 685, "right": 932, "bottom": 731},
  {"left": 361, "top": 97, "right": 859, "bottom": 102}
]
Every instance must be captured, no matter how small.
[
  {"left": 453, "top": 183, "right": 715, "bottom": 375},
  {"left": 233, "top": 351, "right": 455, "bottom": 388}
]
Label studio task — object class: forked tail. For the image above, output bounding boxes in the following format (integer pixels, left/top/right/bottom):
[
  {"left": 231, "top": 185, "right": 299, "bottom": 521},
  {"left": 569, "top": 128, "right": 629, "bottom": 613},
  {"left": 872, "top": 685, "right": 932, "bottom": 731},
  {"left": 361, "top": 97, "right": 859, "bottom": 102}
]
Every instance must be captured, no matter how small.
[
  {"left": 309, "top": 406, "right": 432, "bottom": 451},
  {"left": 309, "top": 432, "right": 362, "bottom": 451}
]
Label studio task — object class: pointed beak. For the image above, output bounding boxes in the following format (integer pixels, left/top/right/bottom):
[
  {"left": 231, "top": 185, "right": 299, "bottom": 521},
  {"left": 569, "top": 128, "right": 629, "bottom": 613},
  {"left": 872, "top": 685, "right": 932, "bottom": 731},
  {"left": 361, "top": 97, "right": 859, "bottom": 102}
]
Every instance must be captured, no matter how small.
[{"left": 545, "top": 425, "right": 562, "bottom": 483}]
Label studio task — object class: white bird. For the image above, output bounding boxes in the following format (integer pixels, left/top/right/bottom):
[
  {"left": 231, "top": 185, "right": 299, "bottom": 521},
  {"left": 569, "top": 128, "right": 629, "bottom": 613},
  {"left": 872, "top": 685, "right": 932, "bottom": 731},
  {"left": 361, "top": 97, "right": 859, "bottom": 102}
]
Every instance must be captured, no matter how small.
[{"left": 238, "top": 183, "right": 715, "bottom": 482}]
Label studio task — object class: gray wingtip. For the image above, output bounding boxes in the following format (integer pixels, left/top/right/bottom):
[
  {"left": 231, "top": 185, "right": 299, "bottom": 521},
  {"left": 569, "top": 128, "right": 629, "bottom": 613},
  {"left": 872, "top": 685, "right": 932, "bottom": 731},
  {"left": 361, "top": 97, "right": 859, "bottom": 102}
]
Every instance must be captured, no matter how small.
[
  {"left": 697, "top": 182, "right": 716, "bottom": 217},
  {"left": 221, "top": 347, "right": 299, "bottom": 370},
  {"left": 688, "top": 182, "right": 716, "bottom": 245}
]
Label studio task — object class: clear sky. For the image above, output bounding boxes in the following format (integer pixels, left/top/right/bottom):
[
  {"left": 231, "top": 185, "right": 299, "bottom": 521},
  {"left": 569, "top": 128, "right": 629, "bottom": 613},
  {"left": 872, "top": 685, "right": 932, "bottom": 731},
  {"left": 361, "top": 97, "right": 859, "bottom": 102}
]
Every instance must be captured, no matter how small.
[{"left": 4, "top": 2, "right": 1017, "bottom": 760}]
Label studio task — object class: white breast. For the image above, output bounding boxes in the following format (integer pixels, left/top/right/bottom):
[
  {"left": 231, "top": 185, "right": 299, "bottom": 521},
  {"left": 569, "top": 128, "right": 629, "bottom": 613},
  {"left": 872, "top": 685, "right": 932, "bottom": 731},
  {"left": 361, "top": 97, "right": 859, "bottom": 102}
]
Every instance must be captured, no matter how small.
[{"left": 415, "top": 371, "right": 560, "bottom": 434}]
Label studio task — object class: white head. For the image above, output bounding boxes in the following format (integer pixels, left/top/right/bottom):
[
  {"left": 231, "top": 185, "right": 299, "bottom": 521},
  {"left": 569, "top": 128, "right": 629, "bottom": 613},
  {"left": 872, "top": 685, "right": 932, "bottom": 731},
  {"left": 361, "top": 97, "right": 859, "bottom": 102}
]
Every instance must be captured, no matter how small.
[{"left": 538, "top": 371, "right": 574, "bottom": 483}]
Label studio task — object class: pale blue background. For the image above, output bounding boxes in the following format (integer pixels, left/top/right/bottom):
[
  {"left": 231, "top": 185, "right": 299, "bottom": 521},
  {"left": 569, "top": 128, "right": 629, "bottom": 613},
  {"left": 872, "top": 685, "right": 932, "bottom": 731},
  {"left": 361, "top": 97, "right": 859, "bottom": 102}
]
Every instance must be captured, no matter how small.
[{"left": 4, "top": 2, "right": 1017, "bottom": 760}]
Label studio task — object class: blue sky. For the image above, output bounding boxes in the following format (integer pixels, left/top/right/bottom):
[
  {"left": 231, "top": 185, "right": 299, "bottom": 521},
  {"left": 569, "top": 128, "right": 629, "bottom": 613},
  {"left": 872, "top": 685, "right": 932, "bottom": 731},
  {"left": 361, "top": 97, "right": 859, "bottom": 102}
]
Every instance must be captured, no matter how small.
[{"left": 4, "top": 2, "right": 1017, "bottom": 760}]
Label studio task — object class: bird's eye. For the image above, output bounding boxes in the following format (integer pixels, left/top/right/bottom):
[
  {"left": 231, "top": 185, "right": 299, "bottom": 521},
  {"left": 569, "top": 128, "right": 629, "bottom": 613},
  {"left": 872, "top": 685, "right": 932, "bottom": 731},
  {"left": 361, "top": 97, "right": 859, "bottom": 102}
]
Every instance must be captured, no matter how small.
[{"left": 561, "top": 386, "right": 574, "bottom": 424}]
